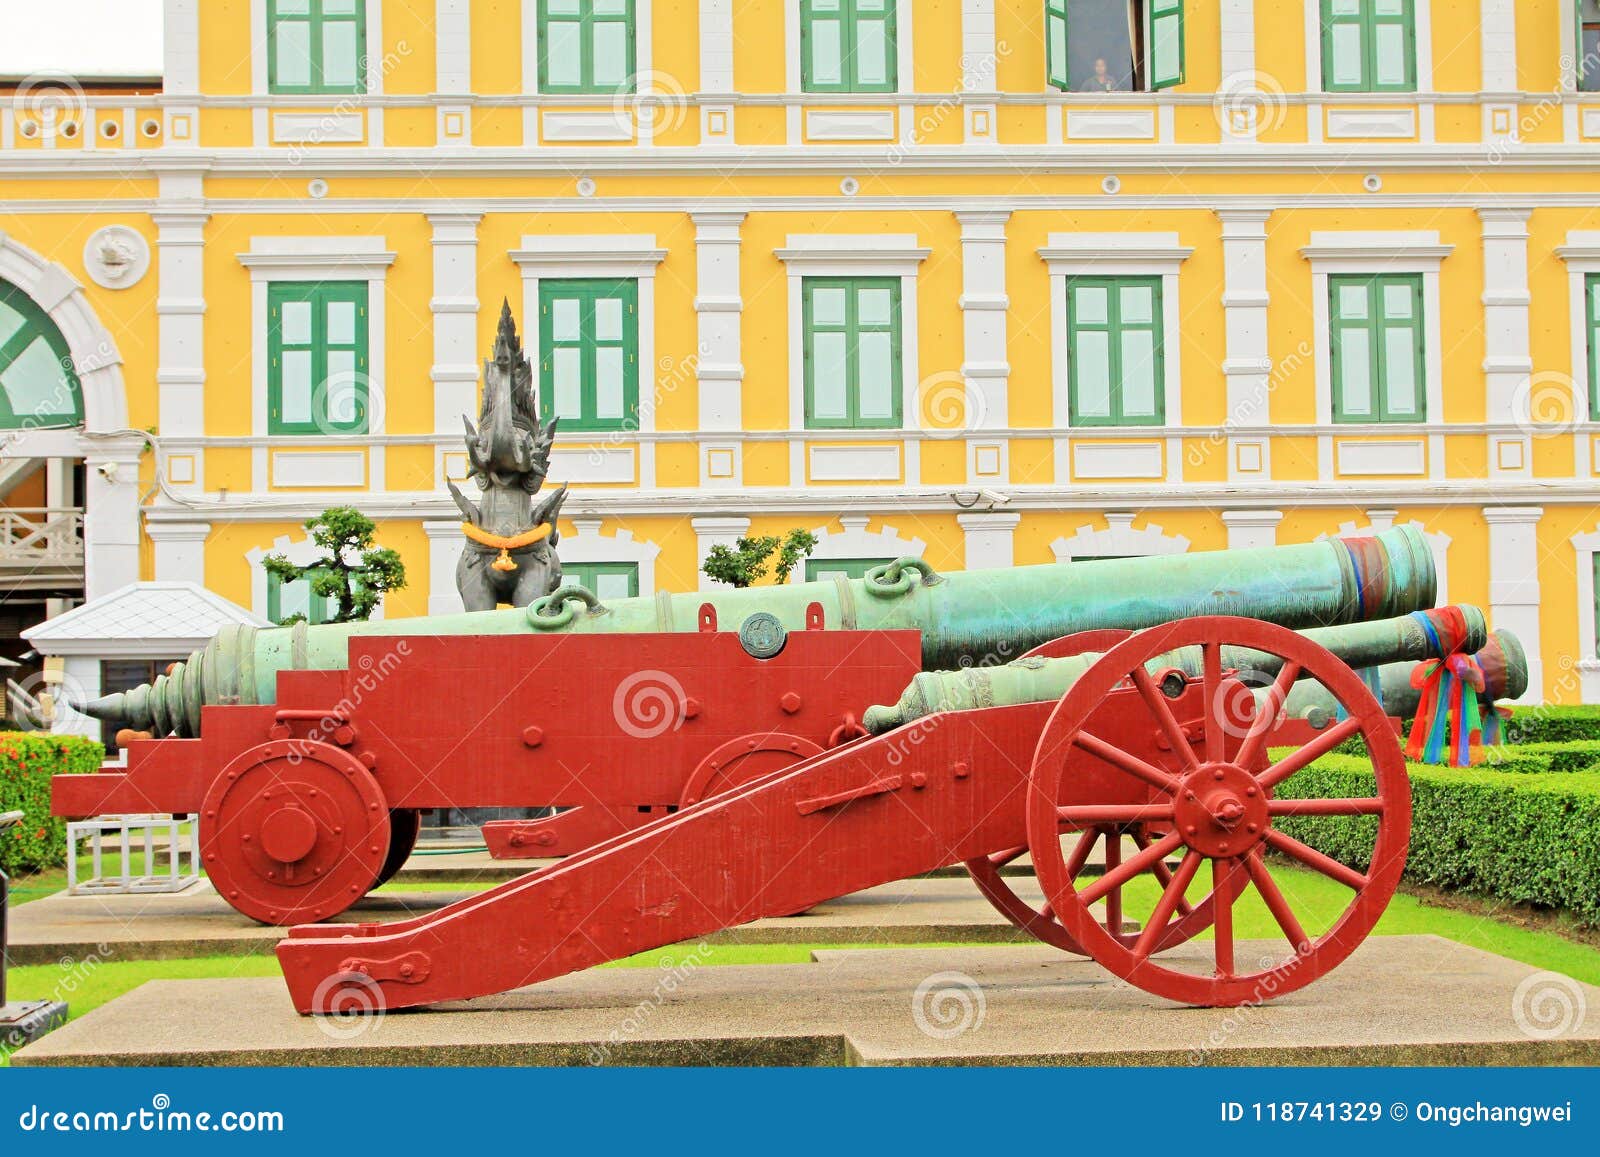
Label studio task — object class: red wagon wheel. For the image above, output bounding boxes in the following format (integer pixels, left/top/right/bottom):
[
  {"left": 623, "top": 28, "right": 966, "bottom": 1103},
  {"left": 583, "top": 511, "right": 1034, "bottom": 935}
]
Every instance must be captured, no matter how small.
[
  {"left": 966, "top": 628, "right": 1243, "bottom": 955},
  {"left": 1025, "top": 615, "right": 1411, "bottom": 1006}
]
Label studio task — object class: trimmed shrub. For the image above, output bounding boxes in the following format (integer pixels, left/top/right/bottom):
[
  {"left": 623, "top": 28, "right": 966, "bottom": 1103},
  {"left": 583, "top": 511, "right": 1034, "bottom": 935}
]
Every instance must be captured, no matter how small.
[
  {"left": 1277, "top": 753, "right": 1600, "bottom": 925},
  {"left": 1504, "top": 705, "right": 1600, "bottom": 745},
  {"left": 0, "top": 732, "right": 103, "bottom": 874}
]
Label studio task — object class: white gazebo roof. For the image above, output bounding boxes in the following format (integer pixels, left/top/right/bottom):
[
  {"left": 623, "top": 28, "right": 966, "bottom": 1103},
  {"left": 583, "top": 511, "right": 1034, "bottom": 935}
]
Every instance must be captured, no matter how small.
[{"left": 23, "top": 582, "right": 270, "bottom": 658}]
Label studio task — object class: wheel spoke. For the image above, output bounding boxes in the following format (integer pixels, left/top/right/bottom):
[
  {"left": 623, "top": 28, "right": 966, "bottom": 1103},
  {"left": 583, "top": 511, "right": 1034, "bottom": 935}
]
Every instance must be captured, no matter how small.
[
  {"left": 1267, "top": 797, "right": 1385, "bottom": 818},
  {"left": 1064, "top": 828, "right": 1099, "bottom": 879},
  {"left": 1132, "top": 849, "right": 1203, "bottom": 960},
  {"left": 1133, "top": 829, "right": 1192, "bottom": 916},
  {"left": 1077, "top": 830, "right": 1183, "bottom": 907},
  {"left": 1256, "top": 717, "right": 1364, "bottom": 792},
  {"left": 1261, "top": 829, "right": 1369, "bottom": 891},
  {"left": 1056, "top": 802, "right": 1176, "bottom": 827},
  {"left": 1235, "top": 661, "right": 1301, "bottom": 772},
  {"left": 1104, "top": 833, "right": 1123, "bottom": 936},
  {"left": 1245, "top": 851, "right": 1311, "bottom": 953},
  {"left": 1072, "top": 730, "right": 1183, "bottom": 794},
  {"left": 1202, "top": 642, "right": 1225, "bottom": 763},
  {"left": 1212, "top": 858, "right": 1236, "bottom": 978},
  {"left": 1131, "top": 666, "right": 1201, "bottom": 772},
  {"left": 988, "top": 844, "right": 1028, "bottom": 868}
]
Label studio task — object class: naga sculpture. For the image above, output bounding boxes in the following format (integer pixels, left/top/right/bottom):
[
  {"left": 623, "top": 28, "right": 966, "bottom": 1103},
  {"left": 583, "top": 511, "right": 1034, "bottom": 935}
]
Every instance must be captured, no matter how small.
[{"left": 449, "top": 301, "right": 568, "bottom": 611}]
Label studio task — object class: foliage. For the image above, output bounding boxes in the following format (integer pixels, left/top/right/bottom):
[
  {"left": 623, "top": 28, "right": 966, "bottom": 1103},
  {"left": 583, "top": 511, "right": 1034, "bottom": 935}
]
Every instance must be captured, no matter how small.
[
  {"left": 0, "top": 733, "right": 102, "bottom": 874},
  {"left": 1503, "top": 704, "right": 1600, "bottom": 745},
  {"left": 701, "top": 530, "right": 820, "bottom": 588},
  {"left": 1277, "top": 751, "right": 1600, "bottom": 925},
  {"left": 262, "top": 506, "right": 406, "bottom": 625}
]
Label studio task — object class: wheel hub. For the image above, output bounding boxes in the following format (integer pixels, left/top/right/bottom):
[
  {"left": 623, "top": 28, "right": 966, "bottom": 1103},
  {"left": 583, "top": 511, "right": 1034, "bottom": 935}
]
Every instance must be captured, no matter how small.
[
  {"left": 1173, "top": 763, "right": 1268, "bottom": 857},
  {"left": 259, "top": 805, "right": 319, "bottom": 863}
]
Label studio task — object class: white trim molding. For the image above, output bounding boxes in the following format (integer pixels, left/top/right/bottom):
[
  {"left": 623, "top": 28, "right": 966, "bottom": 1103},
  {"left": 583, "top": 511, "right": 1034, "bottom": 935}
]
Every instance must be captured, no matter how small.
[
  {"left": 1222, "top": 509, "right": 1283, "bottom": 551},
  {"left": 1574, "top": 521, "right": 1600, "bottom": 703},
  {"left": 1051, "top": 513, "right": 1190, "bottom": 562},
  {"left": 511, "top": 234, "right": 668, "bottom": 487},
  {"left": 693, "top": 211, "right": 746, "bottom": 488},
  {"left": 1557, "top": 231, "right": 1600, "bottom": 476},
  {"left": 1040, "top": 233, "right": 1192, "bottom": 486},
  {"left": 427, "top": 212, "right": 482, "bottom": 488},
  {"left": 1216, "top": 209, "right": 1274, "bottom": 480},
  {"left": 249, "top": 0, "right": 384, "bottom": 146},
  {"left": 523, "top": 0, "right": 654, "bottom": 143},
  {"left": 239, "top": 235, "right": 395, "bottom": 492},
  {"left": 955, "top": 210, "right": 1010, "bottom": 481},
  {"left": 1303, "top": 0, "right": 1434, "bottom": 141},
  {"left": 806, "top": 515, "right": 926, "bottom": 572},
  {"left": 1301, "top": 230, "right": 1453, "bottom": 482},
  {"left": 958, "top": 511, "right": 1020, "bottom": 570},
  {"left": 145, "top": 520, "right": 211, "bottom": 584},
  {"left": 777, "top": 234, "right": 929, "bottom": 486},
  {"left": 1479, "top": 208, "right": 1534, "bottom": 481},
  {"left": 1485, "top": 506, "right": 1543, "bottom": 704},
  {"left": 560, "top": 516, "right": 662, "bottom": 596}
]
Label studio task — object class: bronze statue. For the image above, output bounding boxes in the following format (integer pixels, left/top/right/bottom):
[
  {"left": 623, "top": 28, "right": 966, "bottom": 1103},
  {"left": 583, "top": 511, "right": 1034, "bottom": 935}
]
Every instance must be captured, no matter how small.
[{"left": 449, "top": 301, "right": 567, "bottom": 611}]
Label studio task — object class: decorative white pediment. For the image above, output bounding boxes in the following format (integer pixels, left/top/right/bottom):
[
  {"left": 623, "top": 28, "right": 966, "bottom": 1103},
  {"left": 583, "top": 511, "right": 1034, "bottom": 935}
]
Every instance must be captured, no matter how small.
[
  {"left": 808, "top": 516, "right": 926, "bottom": 563},
  {"left": 1051, "top": 513, "right": 1189, "bottom": 561},
  {"left": 560, "top": 517, "right": 661, "bottom": 594}
]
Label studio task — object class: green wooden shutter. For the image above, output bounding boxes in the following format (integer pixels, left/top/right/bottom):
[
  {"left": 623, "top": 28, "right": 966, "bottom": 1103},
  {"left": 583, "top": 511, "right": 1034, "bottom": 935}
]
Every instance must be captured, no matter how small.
[
  {"left": 805, "top": 557, "right": 893, "bottom": 582},
  {"left": 1147, "top": 0, "right": 1186, "bottom": 90},
  {"left": 803, "top": 277, "right": 903, "bottom": 430},
  {"left": 801, "top": 0, "right": 896, "bottom": 93},
  {"left": 538, "top": 279, "right": 639, "bottom": 432},
  {"left": 268, "top": 0, "right": 366, "bottom": 95},
  {"left": 1329, "top": 274, "right": 1425, "bottom": 424},
  {"left": 268, "top": 282, "right": 369, "bottom": 436},
  {"left": 564, "top": 562, "right": 640, "bottom": 599},
  {"left": 1579, "top": 0, "right": 1590, "bottom": 89},
  {"left": 1065, "top": 277, "right": 1165, "bottom": 427},
  {"left": 539, "top": 0, "right": 637, "bottom": 94},
  {"left": 1045, "top": 0, "right": 1070, "bottom": 90}
]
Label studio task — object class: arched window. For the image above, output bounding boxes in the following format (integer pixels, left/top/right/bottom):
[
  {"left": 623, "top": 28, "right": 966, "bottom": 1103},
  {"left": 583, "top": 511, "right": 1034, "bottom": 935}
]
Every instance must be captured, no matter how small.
[{"left": 0, "top": 280, "right": 84, "bottom": 429}]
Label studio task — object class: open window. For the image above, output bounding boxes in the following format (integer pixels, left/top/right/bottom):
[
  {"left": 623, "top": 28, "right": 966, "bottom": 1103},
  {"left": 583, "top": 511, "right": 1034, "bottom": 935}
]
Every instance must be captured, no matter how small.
[
  {"left": 1579, "top": 0, "right": 1600, "bottom": 92},
  {"left": 1046, "top": 0, "right": 1184, "bottom": 93}
]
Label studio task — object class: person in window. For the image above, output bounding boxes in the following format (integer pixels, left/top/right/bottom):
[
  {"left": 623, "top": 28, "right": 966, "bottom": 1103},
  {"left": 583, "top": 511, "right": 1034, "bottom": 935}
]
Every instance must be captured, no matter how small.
[{"left": 1080, "top": 56, "right": 1120, "bottom": 93}]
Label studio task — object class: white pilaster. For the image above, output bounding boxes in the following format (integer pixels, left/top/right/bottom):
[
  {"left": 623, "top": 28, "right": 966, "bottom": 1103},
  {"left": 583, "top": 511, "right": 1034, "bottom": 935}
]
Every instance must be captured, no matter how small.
[
  {"left": 958, "top": 512, "right": 1020, "bottom": 571},
  {"left": 1219, "top": 0, "right": 1256, "bottom": 80},
  {"left": 80, "top": 435, "right": 145, "bottom": 599},
  {"left": 1222, "top": 509, "right": 1282, "bottom": 551},
  {"left": 423, "top": 519, "right": 467, "bottom": 616},
  {"left": 162, "top": 0, "right": 201, "bottom": 95},
  {"left": 146, "top": 521, "right": 211, "bottom": 583},
  {"left": 151, "top": 210, "right": 210, "bottom": 490},
  {"left": 1480, "top": 0, "right": 1518, "bottom": 143},
  {"left": 692, "top": 515, "right": 750, "bottom": 591},
  {"left": 1217, "top": 209, "right": 1273, "bottom": 482},
  {"left": 693, "top": 212, "right": 746, "bottom": 488},
  {"left": 698, "top": 0, "right": 735, "bottom": 141},
  {"left": 955, "top": 210, "right": 1011, "bottom": 482},
  {"left": 428, "top": 212, "right": 483, "bottom": 489},
  {"left": 1485, "top": 506, "right": 1544, "bottom": 704},
  {"left": 960, "top": 0, "right": 998, "bottom": 142},
  {"left": 435, "top": 0, "right": 473, "bottom": 142},
  {"left": 1480, "top": 208, "right": 1535, "bottom": 480}
]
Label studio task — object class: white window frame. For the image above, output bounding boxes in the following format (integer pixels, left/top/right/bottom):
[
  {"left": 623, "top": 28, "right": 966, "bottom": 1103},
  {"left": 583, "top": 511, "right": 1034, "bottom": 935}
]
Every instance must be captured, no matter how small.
[
  {"left": 776, "top": 234, "right": 929, "bottom": 484},
  {"left": 1557, "top": 231, "right": 1600, "bottom": 477},
  {"left": 1050, "top": 512, "right": 1189, "bottom": 562},
  {"left": 1304, "top": 0, "right": 1433, "bottom": 94},
  {"left": 1300, "top": 231, "right": 1451, "bottom": 479},
  {"left": 250, "top": 0, "right": 386, "bottom": 145},
  {"left": 509, "top": 234, "right": 667, "bottom": 485},
  {"left": 559, "top": 517, "right": 661, "bottom": 596},
  {"left": 1039, "top": 233, "right": 1190, "bottom": 483},
  {"left": 238, "top": 236, "right": 395, "bottom": 491},
  {"left": 786, "top": 0, "right": 914, "bottom": 95},
  {"left": 1574, "top": 525, "right": 1600, "bottom": 701},
  {"left": 794, "top": 514, "right": 925, "bottom": 583},
  {"left": 523, "top": 0, "right": 654, "bottom": 95}
]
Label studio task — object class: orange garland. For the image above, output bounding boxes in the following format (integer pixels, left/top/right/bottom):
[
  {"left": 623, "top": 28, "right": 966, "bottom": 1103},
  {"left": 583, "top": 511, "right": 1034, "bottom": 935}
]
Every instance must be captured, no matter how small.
[{"left": 461, "top": 522, "right": 553, "bottom": 572}]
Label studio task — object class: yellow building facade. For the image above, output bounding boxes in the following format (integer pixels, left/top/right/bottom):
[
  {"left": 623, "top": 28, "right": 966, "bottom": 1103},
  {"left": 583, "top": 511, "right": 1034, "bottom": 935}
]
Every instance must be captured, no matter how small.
[{"left": 5, "top": 0, "right": 1600, "bottom": 705}]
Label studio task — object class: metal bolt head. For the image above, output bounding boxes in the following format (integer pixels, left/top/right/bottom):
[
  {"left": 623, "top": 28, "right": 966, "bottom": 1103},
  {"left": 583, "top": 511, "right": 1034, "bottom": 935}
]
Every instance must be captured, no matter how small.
[{"left": 780, "top": 691, "right": 803, "bottom": 714}]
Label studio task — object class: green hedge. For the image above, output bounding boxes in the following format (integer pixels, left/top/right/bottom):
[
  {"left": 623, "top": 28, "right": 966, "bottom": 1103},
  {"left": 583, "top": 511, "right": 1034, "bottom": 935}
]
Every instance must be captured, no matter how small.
[
  {"left": 1277, "top": 753, "right": 1600, "bottom": 925},
  {"left": 1504, "top": 705, "right": 1600, "bottom": 745},
  {"left": 0, "top": 732, "right": 103, "bottom": 874}
]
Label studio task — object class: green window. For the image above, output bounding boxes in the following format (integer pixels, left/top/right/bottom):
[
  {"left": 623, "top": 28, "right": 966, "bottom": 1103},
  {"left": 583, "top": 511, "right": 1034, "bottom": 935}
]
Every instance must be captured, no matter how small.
[
  {"left": 1329, "top": 274, "right": 1426, "bottom": 423},
  {"left": 0, "top": 280, "right": 83, "bottom": 430},
  {"left": 1065, "top": 276, "right": 1165, "bottom": 427},
  {"left": 1580, "top": 0, "right": 1600, "bottom": 92},
  {"left": 268, "top": 0, "right": 366, "bottom": 95},
  {"left": 538, "top": 279, "right": 639, "bottom": 432},
  {"left": 268, "top": 569, "right": 341, "bottom": 626},
  {"left": 562, "top": 561, "right": 640, "bottom": 600},
  {"left": 538, "top": 0, "right": 636, "bottom": 94},
  {"left": 1321, "top": 0, "right": 1415, "bottom": 92},
  {"left": 1046, "top": 0, "right": 1186, "bottom": 93},
  {"left": 1585, "top": 274, "right": 1600, "bottom": 417},
  {"left": 803, "top": 277, "right": 902, "bottom": 430},
  {"left": 801, "top": 0, "right": 898, "bottom": 93},
  {"left": 268, "top": 282, "right": 370, "bottom": 435},
  {"left": 806, "top": 557, "right": 893, "bottom": 582}
]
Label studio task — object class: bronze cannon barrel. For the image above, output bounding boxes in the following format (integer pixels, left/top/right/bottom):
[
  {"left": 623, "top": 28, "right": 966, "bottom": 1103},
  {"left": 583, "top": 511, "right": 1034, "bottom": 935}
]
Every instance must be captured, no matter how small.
[{"left": 87, "top": 525, "right": 1437, "bottom": 738}]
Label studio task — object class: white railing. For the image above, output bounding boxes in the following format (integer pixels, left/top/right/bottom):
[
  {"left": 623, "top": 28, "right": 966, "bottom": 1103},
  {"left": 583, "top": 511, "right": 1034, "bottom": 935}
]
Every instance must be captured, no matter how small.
[{"left": 0, "top": 508, "right": 85, "bottom": 569}]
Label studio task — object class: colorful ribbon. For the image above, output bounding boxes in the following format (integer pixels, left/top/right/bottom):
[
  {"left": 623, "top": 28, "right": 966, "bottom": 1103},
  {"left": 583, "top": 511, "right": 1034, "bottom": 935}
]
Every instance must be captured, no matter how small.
[{"left": 1403, "top": 607, "right": 1495, "bottom": 767}]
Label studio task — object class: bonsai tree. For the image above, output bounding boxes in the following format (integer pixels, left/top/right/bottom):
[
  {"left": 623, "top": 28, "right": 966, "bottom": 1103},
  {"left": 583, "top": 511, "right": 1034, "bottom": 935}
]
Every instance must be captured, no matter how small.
[
  {"left": 262, "top": 506, "right": 407, "bottom": 625},
  {"left": 702, "top": 529, "right": 819, "bottom": 588}
]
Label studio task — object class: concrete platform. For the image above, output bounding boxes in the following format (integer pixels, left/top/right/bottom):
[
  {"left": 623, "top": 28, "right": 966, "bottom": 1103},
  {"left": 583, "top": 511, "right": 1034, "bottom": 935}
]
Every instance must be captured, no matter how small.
[
  {"left": 15, "top": 936, "right": 1600, "bottom": 1067},
  {"left": 9, "top": 875, "right": 1048, "bottom": 965}
]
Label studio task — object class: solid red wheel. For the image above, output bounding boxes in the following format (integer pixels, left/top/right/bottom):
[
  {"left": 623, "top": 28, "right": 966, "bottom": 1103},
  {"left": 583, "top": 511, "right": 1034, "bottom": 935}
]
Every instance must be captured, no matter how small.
[
  {"left": 680, "top": 733, "right": 824, "bottom": 806},
  {"left": 372, "top": 808, "right": 422, "bottom": 889},
  {"left": 200, "top": 740, "right": 392, "bottom": 926},
  {"left": 968, "top": 627, "right": 1242, "bottom": 954},
  {"left": 1025, "top": 616, "right": 1411, "bottom": 1007}
]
